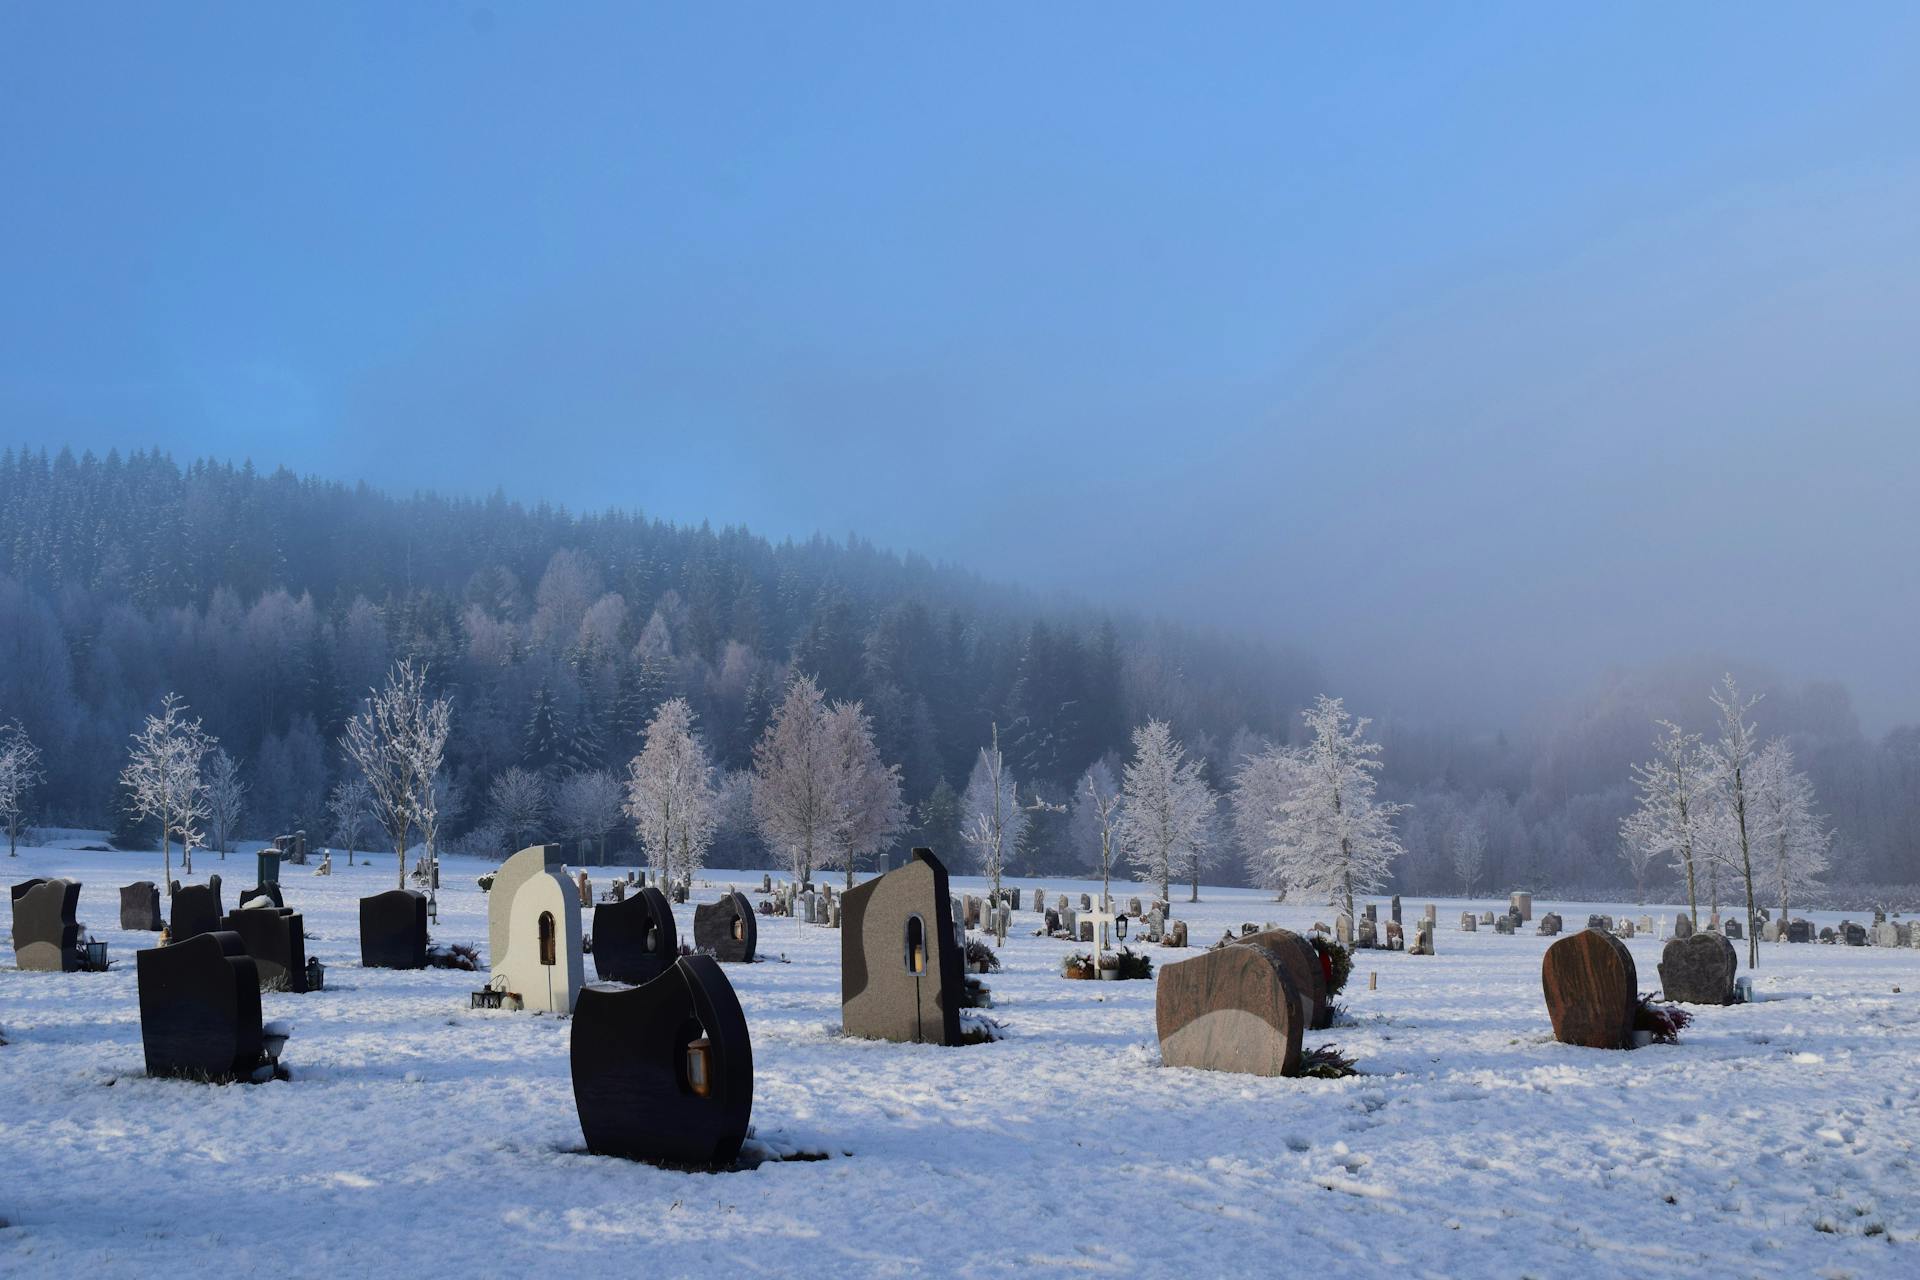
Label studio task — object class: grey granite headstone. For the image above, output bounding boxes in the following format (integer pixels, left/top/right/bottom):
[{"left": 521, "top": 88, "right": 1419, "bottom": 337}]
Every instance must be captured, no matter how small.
[
  {"left": 1657, "top": 931, "right": 1738, "bottom": 1005},
  {"left": 840, "top": 848, "right": 964, "bottom": 1046},
  {"left": 1459, "top": 912, "right": 1477, "bottom": 931}
]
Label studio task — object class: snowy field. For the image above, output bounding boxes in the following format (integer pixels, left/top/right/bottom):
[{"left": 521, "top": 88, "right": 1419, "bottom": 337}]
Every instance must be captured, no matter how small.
[{"left": 3, "top": 841, "right": 1917, "bottom": 1279}]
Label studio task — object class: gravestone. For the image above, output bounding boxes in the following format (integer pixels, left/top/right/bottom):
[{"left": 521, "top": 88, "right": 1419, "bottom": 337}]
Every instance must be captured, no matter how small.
[
  {"left": 841, "top": 848, "right": 965, "bottom": 1046},
  {"left": 1493, "top": 915, "right": 1514, "bottom": 935},
  {"left": 594, "top": 887, "right": 679, "bottom": 984},
  {"left": 1637, "top": 915, "right": 1654, "bottom": 933},
  {"left": 1510, "top": 891, "right": 1534, "bottom": 922},
  {"left": 1658, "top": 932, "right": 1738, "bottom": 1005},
  {"left": 571, "top": 955, "right": 753, "bottom": 1168},
  {"left": 1459, "top": 912, "right": 1477, "bottom": 932},
  {"left": 1586, "top": 914, "right": 1613, "bottom": 932},
  {"left": 693, "top": 891, "right": 757, "bottom": 964},
  {"left": 1424, "top": 903, "right": 1437, "bottom": 924},
  {"left": 1481, "top": 911, "right": 1496, "bottom": 925},
  {"left": 1145, "top": 913, "right": 1164, "bottom": 943},
  {"left": 1542, "top": 929, "right": 1638, "bottom": 1050},
  {"left": 359, "top": 889, "right": 428, "bottom": 969},
  {"left": 1357, "top": 918, "right": 1378, "bottom": 949},
  {"left": 120, "top": 881, "right": 163, "bottom": 931},
  {"left": 11, "top": 878, "right": 84, "bottom": 971},
  {"left": 1385, "top": 920, "right": 1405, "bottom": 950},
  {"left": 1786, "top": 918, "right": 1813, "bottom": 944},
  {"left": 1841, "top": 922, "right": 1867, "bottom": 946},
  {"left": 1363, "top": 904, "right": 1378, "bottom": 924},
  {"left": 1167, "top": 919, "right": 1188, "bottom": 948},
  {"left": 762, "top": 873, "right": 772, "bottom": 893},
  {"left": 1079, "top": 920, "right": 1095, "bottom": 943},
  {"left": 1409, "top": 918, "right": 1435, "bottom": 956},
  {"left": 1237, "top": 928, "right": 1330, "bottom": 1030},
  {"left": 1060, "top": 908, "right": 1077, "bottom": 938},
  {"left": 221, "top": 904, "right": 309, "bottom": 992},
  {"left": 1033, "top": 888, "right": 1046, "bottom": 912},
  {"left": 1614, "top": 919, "right": 1636, "bottom": 939},
  {"left": 1009, "top": 889, "right": 1021, "bottom": 911},
  {"left": 1335, "top": 914, "right": 1353, "bottom": 947},
  {"left": 965, "top": 895, "right": 983, "bottom": 929},
  {"left": 1671, "top": 914, "right": 1693, "bottom": 940},
  {"left": 1390, "top": 895, "right": 1402, "bottom": 925},
  {"left": 1536, "top": 912, "right": 1563, "bottom": 936},
  {"left": 489, "top": 844, "right": 584, "bottom": 1014},
  {"left": 1156, "top": 938, "right": 1304, "bottom": 1077},
  {"left": 136, "top": 930, "right": 267, "bottom": 1082},
  {"left": 1129, "top": 897, "right": 1144, "bottom": 917},
  {"left": 1080, "top": 894, "right": 1093, "bottom": 912},
  {"left": 1044, "top": 908, "right": 1061, "bottom": 934},
  {"left": 1761, "top": 919, "right": 1783, "bottom": 943},
  {"left": 169, "top": 875, "right": 225, "bottom": 943},
  {"left": 1723, "top": 918, "right": 1743, "bottom": 941},
  {"left": 238, "top": 882, "right": 284, "bottom": 910}
]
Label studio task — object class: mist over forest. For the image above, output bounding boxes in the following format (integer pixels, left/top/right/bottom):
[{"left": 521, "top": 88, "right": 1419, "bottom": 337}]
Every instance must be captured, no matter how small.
[{"left": 3, "top": 445, "right": 1913, "bottom": 898}]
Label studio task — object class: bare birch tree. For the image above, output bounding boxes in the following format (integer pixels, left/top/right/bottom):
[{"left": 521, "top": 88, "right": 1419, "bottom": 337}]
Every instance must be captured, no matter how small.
[
  {"left": 119, "top": 692, "right": 214, "bottom": 892},
  {"left": 0, "top": 720, "right": 45, "bottom": 858}
]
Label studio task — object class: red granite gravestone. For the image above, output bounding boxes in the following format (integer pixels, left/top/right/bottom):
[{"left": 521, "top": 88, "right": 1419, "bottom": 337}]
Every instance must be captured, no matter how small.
[
  {"left": 1236, "top": 928, "right": 1330, "bottom": 1031},
  {"left": 1541, "top": 929, "right": 1638, "bottom": 1050}
]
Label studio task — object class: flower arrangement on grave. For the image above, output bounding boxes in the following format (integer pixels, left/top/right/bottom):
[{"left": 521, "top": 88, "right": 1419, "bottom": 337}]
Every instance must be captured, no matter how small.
[
  {"left": 426, "top": 941, "right": 481, "bottom": 971},
  {"left": 1633, "top": 994, "right": 1693, "bottom": 1045},
  {"left": 964, "top": 935, "right": 1002, "bottom": 973},
  {"left": 1061, "top": 951, "right": 1097, "bottom": 980},
  {"left": 1297, "top": 1044, "right": 1359, "bottom": 1079},
  {"left": 1114, "top": 946, "right": 1153, "bottom": 980},
  {"left": 1311, "top": 934, "right": 1352, "bottom": 997},
  {"left": 961, "top": 975, "right": 993, "bottom": 1008},
  {"left": 957, "top": 1010, "right": 1007, "bottom": 1044}
]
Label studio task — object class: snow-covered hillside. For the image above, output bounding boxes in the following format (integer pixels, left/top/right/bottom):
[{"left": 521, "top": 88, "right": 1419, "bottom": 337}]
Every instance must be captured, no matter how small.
[{"left": 2, "top": 842, "right": 1915, "bottom": 1277}]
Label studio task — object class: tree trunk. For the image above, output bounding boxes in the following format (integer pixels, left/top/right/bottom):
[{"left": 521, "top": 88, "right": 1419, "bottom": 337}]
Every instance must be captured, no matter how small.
[
  {"left": 1190, "top": 864, "right": 1198, "bottom": 903},
  {"left": 1734, "top": 772, "right": 1758, "bottom": 969}
]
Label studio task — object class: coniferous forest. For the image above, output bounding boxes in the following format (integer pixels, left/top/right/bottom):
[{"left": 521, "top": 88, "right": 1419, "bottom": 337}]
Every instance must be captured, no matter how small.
[{"left": 3, "top": 445, "right": 1916, "bottom": 895}]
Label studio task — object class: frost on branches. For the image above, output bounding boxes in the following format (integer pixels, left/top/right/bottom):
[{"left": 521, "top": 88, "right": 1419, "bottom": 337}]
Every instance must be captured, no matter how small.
[
  {"left": 1621, "top": 721, "right": 1712, "bottom": 927},
  {"left": 820, "top": 699, "right": 906, "bottom": 891},
  {"left": 961, "top": 723, "right": 1027, "bottom": 901},
  {"left": 555, "top": 769, "right": 624, "bottom": 864},
  {"left": 119, "top": 692, "right": 214, "bottom": 892},
  {"left": 1245, "top": 696, "right": 1403, "bottom": 919},
  {"left": 1750, "top": 737, "right": 1831, "bottom": 925},
  {"left": 205, "top": 748, "right": 247, "bottom": 858},
  {"left": 1116, "top": 719, "right": 1213, "bottom": 907},
  {"left": 1706, "top": 675, "right": 1764, "bottom": 967},
  {"left": 340, "top": 659, "right": 453, "bottom": 892},
  {"left": 751, "top": 674, "right": 835, "bottom": 885},
  {"left": 0, "top": 720, "right": 45, "bottom": 857},
  {"left": 624, "top": 697, "right": 716, "bottom": 889}
]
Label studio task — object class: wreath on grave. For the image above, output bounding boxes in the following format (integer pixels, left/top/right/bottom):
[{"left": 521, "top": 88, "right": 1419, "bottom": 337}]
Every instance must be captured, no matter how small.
[{"left": 1310, "top": 934, "right": 1352, "bottom": 997}]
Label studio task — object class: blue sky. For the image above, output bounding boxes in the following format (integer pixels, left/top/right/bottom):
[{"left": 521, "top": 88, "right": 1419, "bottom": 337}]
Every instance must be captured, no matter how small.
[{"left": 3, "top": 4, "right": 1918, "bottom": 728}]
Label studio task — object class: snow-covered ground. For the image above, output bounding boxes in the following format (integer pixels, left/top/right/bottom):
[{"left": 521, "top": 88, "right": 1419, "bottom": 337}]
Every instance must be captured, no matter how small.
[{"left": 3, "top": 841, "right": 1916, "bottom": 1278}]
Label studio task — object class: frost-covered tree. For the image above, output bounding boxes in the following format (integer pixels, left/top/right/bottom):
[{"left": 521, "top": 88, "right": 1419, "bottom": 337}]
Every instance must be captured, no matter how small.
[
  {"left": 961, "top": 723, "right": 1027, "bottom": 901},
  {"left": 1621, "top": 721, "right": 1711, "bottom": 927},
  {"left": 1618, "top": 834, "right": 1658, "bottom": 904},
  {"left": 1707, "top": 675, "right": 1764, "bottom": 968},
  {"left": 1750, "top": 737, "right": 1830, "bottom": 926},
  {"left": 1071, "top": 760, "right": 1123, "bottom": 908},
  {"left": 205, "top": 749, "right": 246, "bottom": 858},
  {"left": 342, "top": 659, "right": 450, "bottom": 889},
  {"left": 0, "top": 720, "right": 45, "bottom": 857},
  {"left": 1249, "top": 696, "right": 1404, "bottom": 919},
  {"left": 487, "top": 766, "right": 550, "bottom": 853},
  {"left": 1117, "top": 719, "right": 1214, "bottom": 906},
  {"left": 625, "top": 697, "right": 716, "bottom": 888},
  {"left": 821, "top": 699, "right": 906, "bottom": 891},
  {"left": 750, "top": 674, "right": 835, "bottom": 884},
  {"left": 119, "top": 692, "right": 214, "bottom": 892},
  {"left": 1231, "top": 747, "right": 1293, "bottom": 896},
  {"left": 1451, "top": 816, "right": 1486, "bottom": 898},
  {"left": 555, "top": 768, "right": 624, "bottom": 863},
  {"left": 326, "top": 777, "right": 373, "bottom": 867}
]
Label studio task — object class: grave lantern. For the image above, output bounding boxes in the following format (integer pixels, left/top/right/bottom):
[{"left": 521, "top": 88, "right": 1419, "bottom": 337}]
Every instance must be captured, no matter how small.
[
  {"left": 1114, "top": 915, "right": 1128, "bottom": 940},
  {"left": 84, "top": 938, "right": 110, "bottom": 970},
  {"left": 906, "top": 914, "right": 927, "bottom": 974},
  {"left": 686, "top": 1036, "right": 712, "bottom": 1098},
  {"left": 539, "top": 911, "right": 557, "bottom": 967}
]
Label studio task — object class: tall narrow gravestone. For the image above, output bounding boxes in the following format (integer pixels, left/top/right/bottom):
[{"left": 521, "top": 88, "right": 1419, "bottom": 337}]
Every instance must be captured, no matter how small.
[
  {"left": 841, "top": 848, "right": 964, "bottom": 1046},
  {"left": 693, "top": 891, "right": 757, "bottom": 963},
  {"left": 488, "top": 844, "right": 584, "bottom": 1013},
  {"left": 360, "top": 889, "right": 429, "bottom": 969},
  {"left": 11, "top": 878, "right": 84, "bottom": 971},
  {"left": 593, "top": 887, "right": 678, "bottom": 984},
  {"left": 136, "top": 930, "right": 265, "bottom": 1082},
  {"left": 1542, "top": 929, "right": 1638, "bottom": 1050},
  {"left": 220, "top": 904, "right": 309, "bottom": 992},
  {"left": 1156, "top": 938, "right": 1304, "bottom": 1077},
  {"left": 121, "top": 881, "right": 163, "bottom": 931},
  {"left": 1658, "top": 932, "right": 1737, "bottom": 1005},
  {"left": 571, "top": 955, "right": 753, "bottom": 1167}
]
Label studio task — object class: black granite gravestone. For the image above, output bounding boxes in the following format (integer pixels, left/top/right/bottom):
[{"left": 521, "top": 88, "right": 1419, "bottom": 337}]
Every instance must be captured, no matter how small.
[
  {"left": 121, "top": 881, "right": 163, "bottom": 931},
  {"left": 571, "top": 954, "right": 753, "bottom": 1167},
  {"left": 693, "top": 891, "right": 757, "bottom": 963},
  {"left": 359, "top": 888, "right": 429, "bottom": 969},
  {"left": 236, "top": 882, "right": 285, "bottom": 910},
  {"left": 841, "top": 848, "right": 964, "bottom": 1046},
  {"left": 169, "top": 875, "right": 224, "bottom": 942},
  {"left": 220, "top": 905, "right": 309, "bottom": 992},
  {"left": 591, "top": 887, "right": 677, "bottom": 985},
  {"left": 11, "top": 878, "right": 83, "bottom": 971},
  {"left": 136, "top": 930, "right": 265, "bottom": 1082}
]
